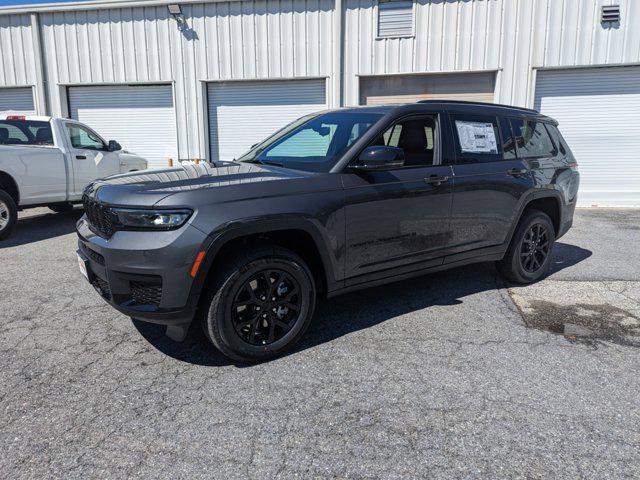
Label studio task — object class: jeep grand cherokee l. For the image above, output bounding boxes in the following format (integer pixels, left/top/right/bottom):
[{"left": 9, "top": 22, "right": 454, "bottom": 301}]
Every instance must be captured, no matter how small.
[{"left": 76, "top": 101, "right": 579, "bottom": 362}]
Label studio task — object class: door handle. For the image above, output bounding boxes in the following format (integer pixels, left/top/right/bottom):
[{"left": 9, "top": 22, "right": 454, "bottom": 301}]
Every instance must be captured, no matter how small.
[
  {"left": 507, "top": 168, "right": 527, "bottom": 177},
  {"left": 75, "top": 155, "right": 87, "bottom": 160},
  {"left": 120, "top": 162, "right": 127, "bottom": 166},
  {"left": 424, "top": 174, "right": 449, "bottom": 186}
]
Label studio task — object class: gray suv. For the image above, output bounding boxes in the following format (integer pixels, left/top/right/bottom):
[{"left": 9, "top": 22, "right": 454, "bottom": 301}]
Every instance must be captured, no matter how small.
[{"left": 76, "top": 101, "right": 580, "bottom": 362}]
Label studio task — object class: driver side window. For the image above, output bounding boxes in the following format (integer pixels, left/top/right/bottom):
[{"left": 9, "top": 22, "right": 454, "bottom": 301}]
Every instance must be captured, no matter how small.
[
  {"left": 66, "top": 124, "right": 105, "bottom": 151},
  {"left": 376, "top": 117, "right": 436, "bottom": 167}
]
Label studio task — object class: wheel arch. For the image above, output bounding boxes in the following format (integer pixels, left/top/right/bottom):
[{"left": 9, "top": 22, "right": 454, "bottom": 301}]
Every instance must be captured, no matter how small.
[
  {"left": 506, "top": 191, "right": 563, "bottom": 246},
  {"left": 0, "top": 171, "right": 20, "bottom": 206},
  {"left": 192, "top": 217, "right": 341, "bottom": 304}
]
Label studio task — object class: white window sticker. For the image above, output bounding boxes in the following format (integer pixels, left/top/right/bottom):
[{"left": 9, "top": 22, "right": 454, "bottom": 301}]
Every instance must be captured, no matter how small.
[{"left": 455, "top": 120, "right": 498, "bottom": 154}]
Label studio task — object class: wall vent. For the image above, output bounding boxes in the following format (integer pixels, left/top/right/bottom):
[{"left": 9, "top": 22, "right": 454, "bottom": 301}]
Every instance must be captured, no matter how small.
[
  {"left": 601, "top": 5, "right": 621, "bottom": 23},
  {"left": 378, "top": 0, "right": 413, "bottom": 38}
]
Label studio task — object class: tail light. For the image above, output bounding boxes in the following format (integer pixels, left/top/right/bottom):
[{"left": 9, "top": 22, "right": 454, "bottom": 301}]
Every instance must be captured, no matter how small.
[
  {"left": 568, "top": 161, "right": 578, "bottom": 169},
  {"left": 6, "top": 115, "right": 26, "bottom": 120}
]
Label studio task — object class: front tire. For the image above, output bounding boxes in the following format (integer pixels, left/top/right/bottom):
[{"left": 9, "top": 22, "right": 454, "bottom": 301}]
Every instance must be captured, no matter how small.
[
  {"left": 202, "top": 246, "right": 316, "bottom": 362},
  {"left": 496, "top": 209, "right": 555, "bottom": 284},
  {"left": 0, "top": 189, "right": 18, "bottom": 240}
]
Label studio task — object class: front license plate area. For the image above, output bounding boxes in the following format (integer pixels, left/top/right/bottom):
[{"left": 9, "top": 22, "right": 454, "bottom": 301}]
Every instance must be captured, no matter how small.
[{"left": 77, "top": 251, "right": 93, "bottom": 282}]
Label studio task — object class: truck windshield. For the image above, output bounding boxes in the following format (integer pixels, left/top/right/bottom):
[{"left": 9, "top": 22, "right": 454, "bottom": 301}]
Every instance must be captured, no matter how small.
[
  {"left": 238, "top": 112, "right": 383, "bottom": 172},
  {"left": 0, "top": 120, "right": 53, "bottom": 146}
]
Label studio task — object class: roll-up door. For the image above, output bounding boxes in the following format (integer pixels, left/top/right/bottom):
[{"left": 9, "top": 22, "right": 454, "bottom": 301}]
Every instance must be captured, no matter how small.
[
  {"left": 68, "top": 85, "right": 178, "bottom": 169},
  {"left": 359, "top": 72, "right": 495, "bottom": 105},
  {"left": 534, "top": 66, "right": 640, "bottom": 207},
  {"left": 0, "top": 87, "right": 35, "bottom": 116},
  {"left": 207, "top": 79, "right": 328, "bottom": 162}
]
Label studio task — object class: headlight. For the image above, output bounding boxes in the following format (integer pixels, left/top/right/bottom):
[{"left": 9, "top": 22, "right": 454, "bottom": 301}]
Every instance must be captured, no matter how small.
[{"left": 111, "top": 208, "right": 192, "bottom": 230}]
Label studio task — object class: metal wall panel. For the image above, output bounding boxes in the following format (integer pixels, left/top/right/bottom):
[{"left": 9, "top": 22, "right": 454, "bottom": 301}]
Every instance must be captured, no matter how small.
[
  {"left": 344, "top": 0, "right": 640, "bottom": 106},
  {"left": 534, "top": 66, "right": 640, "bottom": 207},
  {"left": 0, "top": 14, "right": 37, "bottom": 88},
  {"left": 36, "top": 0, "right": 335, "bottom": 160}
]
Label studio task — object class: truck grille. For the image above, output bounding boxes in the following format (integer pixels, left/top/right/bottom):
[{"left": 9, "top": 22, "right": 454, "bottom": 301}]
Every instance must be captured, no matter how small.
[{"left": 83, "top": 195, "right": 117, "bottom": 238}]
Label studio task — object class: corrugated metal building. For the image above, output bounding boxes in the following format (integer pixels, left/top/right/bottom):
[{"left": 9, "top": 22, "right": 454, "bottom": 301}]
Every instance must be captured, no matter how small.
[{"left": 0, "top": 0, "right": 638, "bottom": 206}]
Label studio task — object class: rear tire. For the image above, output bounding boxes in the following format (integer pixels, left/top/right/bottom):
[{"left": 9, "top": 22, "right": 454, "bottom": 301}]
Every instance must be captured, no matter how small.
[
  {"left": 496, "top": 209, "right": 555, "bottom": 284},
  {"left": 48, "top": 203, "right": 74, "bottom": 213},
  {"left": 202, "top": 245, "right": 316, "bottom": 362},
  {"left": 0, "top": 189, "right": 17, "bottom": 240}
]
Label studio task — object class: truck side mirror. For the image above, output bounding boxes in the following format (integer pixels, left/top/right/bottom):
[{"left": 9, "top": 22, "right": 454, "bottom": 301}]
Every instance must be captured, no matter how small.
[{"left": 107, "top": 140, "right": 122, "bottom": 152}]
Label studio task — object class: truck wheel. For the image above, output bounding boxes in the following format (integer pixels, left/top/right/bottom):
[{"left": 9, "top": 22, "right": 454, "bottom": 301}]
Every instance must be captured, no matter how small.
[
  {"left": 48, "top": 203, "right": 74, "bottom": 213},
  {"left": 0, "top": 189, "right": 18, "bottom": 240},
  {"left": 202, "top": 245, "right": 316, "bottom": 362},
  {"left": 496, "top": 209, "right": 556, "bottom": 284}
]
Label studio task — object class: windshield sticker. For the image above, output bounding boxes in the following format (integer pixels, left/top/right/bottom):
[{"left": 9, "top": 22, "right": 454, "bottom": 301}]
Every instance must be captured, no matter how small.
[{"left": 455, "top": 120, "right": 498, "bottom": 154}]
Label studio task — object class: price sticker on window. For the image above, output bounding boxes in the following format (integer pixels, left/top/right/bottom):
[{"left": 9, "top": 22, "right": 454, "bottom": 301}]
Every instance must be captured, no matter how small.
[{"left": 455, "top": 120, "right": 498, "bottom": 154}]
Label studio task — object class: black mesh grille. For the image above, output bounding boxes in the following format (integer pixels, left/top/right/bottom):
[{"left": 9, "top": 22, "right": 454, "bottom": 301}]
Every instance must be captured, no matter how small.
[
  {"left": 92, "top": 276, "right": 111, "bottom": 300},
  {"left": 82, "top": 194, "right": 118, "bottom": 238},
  {"left": 130, "top": 280, "right": 163, "bottom": 307}
]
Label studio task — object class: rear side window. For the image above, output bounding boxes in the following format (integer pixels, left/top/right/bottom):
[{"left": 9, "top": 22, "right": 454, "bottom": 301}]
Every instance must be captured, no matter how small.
[
  {"left": 545, "top": 124, "right": 567, "bottom": 156},
  {"left": 451, "top": 114, "right": 502, "bottom": 163},
  {"left": 0, "top": 120, "right": 53, "bottom": 146},
  {"left": 510, "top": 119, "right": 557, "bottom": 158}
]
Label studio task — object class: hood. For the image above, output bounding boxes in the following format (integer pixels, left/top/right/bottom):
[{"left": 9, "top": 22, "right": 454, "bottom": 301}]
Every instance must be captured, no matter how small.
[{"left": 87, "top": 161, "right": 316, "bottom": 207}]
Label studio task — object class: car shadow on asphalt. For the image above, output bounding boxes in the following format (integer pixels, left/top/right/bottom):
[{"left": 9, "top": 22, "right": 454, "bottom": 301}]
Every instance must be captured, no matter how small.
[
  {"left": 133, "top": 242, "right": 592, "bottom": 367},
  {"left": 0, "top": 209, "right": 83, "bottom": 248}
]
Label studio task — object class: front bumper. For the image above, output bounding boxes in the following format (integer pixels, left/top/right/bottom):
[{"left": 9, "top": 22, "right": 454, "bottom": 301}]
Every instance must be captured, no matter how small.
[{"left": 76, "top": 216, "right": 209, "bottom": 326}]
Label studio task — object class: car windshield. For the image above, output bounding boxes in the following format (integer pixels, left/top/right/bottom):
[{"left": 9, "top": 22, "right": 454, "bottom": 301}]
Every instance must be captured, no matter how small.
[{"left": 238, "top": 111, "right": 383, "bottom": 172}]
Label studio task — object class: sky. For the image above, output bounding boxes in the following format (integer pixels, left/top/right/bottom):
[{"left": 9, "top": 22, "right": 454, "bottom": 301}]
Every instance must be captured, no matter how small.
[{"left": 0, "top": 0, "right": 90, "bottom": 6}]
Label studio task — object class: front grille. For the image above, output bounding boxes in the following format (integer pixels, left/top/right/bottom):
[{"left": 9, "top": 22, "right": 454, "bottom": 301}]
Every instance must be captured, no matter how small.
[
  {"left": 130, "top": 280, "right": 163, "bottom": 307},
  {"left": 82, "top": 194, "right": 118, "bottom": 238},
  {"left": 92, "top": 276, "right": 111, "bottom": 300}
]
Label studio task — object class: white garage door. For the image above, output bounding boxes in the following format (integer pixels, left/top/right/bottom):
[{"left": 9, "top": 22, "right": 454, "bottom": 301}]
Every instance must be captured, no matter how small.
[
  {"left": 0, "top": 87, "right": 35, "bottom": 116},
  {"left": 68, "top": 85, "right": 178, "bottom": 169},
  {"left": 208, "top": 79, "right": 327, "bottom": 161},
  {"left": 534, "top": 66, "right": 640, "bottom": 207}
]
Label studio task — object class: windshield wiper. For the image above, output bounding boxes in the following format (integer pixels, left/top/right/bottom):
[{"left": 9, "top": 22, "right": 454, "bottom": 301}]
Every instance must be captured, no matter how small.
[{"left": 241, "top": 158, "right": 284, "bottom": 168}]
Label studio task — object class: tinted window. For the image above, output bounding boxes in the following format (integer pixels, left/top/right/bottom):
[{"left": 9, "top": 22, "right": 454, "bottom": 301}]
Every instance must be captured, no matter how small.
[
  {"left": 375, "top": 117, "right": 436, "bottom": 167},
  {"left": 510, "top": 119, "right": 556, "bottom": 158},
  {"left": 451, "top": 114, "right": 502, "bottom": 163},
  {"left": 0, "top": 120, "right": 53, "bottom": 146},
  {"left": 545, "top": 124, "right": 567, "bottom": 156},
  {"left": 243, "top": 112, "right": 383, "bottom": 172},
  {"left": 67, "top": 124, "right": 105, "bottom": 150},
  {"left": 499, "top": 117, "right": 517, "bottom": 160}
]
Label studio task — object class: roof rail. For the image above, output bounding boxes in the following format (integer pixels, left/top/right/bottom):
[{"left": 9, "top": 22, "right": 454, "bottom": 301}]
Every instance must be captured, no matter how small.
[{"left": 416, "top": 99, "right": 539, "bottom": 114}]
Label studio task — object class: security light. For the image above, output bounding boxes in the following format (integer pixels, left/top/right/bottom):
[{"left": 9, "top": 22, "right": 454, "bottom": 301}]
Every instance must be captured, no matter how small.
[{"left": 167, "top": 4, "right": 182, "bottom": 16}]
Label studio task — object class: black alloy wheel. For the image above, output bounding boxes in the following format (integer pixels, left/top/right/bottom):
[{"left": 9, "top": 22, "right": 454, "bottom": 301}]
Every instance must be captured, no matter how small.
[
  {"left": 231, "top": 268, "right": 302, "bottom": 346},
  {"left": 496, "top": 208, "right": 555, "bottom": 284},
  {"left": 203, "top": 246, "right": 316, "bottom": 362},
  {"left": 519, "top": 223, "right": 550, "bottom": 273}
]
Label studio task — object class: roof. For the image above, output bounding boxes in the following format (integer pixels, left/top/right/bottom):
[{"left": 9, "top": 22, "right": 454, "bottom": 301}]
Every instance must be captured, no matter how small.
[{"left": 0, "top": 0, "right": 239, "bottom": 16}]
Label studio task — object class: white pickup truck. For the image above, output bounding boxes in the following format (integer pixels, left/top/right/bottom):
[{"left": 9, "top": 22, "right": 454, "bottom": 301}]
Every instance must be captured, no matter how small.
[{"left": 0, "top": 115, "right": 147, "bottom": 239}]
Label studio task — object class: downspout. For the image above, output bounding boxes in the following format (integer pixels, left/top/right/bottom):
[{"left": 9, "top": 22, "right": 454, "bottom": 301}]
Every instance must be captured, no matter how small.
[
  {"left": 332, "top": 0, "right": 344, "bottom": 108},
  {"left": 30, "top": 13, "right": 49, "bottom": 115}
]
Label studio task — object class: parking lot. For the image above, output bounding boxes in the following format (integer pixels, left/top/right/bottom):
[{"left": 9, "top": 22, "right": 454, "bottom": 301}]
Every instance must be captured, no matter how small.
[{"left": 1, "top": 208, "right": 639, "bottom": 479}]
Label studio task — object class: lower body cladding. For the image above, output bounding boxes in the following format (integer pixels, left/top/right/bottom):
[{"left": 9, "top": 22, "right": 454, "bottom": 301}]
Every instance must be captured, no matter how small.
[{"left": 76, "top": 217, "right": 209, "bottom": 340}]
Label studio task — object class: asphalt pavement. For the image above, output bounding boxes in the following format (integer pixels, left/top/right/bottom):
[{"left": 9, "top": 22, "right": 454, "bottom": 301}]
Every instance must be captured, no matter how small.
[{"left": 1, "top": 207, "right": 639, "bottom": 479}]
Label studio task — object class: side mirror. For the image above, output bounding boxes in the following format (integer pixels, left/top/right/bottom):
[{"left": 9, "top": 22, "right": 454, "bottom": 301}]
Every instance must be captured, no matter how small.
[
  {"left": 107, "top": 140, "right": 122, "bottom": 152},
  {"left": 350, "top": 146, "right": 405, "bottom": 171}
]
